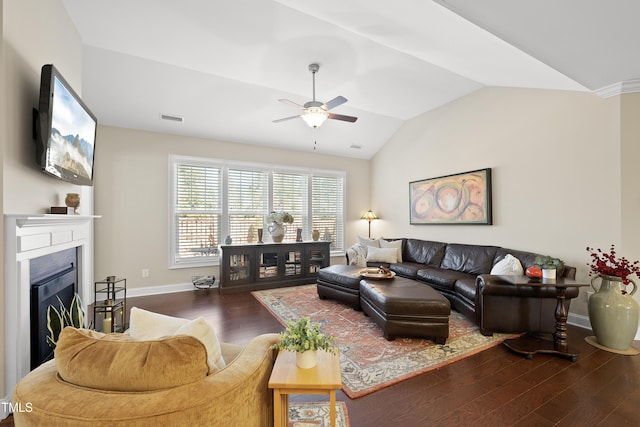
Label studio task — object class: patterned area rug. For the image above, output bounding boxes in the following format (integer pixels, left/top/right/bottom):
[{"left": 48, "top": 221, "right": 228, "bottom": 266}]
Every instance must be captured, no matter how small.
[
  {"left": 289, "top": 401, "right": 350, "bottom": 427},
  {"left": 253, "top": 284, "right": 516, "bottom": 398}
]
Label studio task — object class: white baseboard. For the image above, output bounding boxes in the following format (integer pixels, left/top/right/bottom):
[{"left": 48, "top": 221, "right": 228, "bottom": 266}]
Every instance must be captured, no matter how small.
[
  {"left": 567, "top": 312, "right": 591, "bottom": 331},
  {"left": 126, "top": 281, "right": 219, "bottom": 298}
]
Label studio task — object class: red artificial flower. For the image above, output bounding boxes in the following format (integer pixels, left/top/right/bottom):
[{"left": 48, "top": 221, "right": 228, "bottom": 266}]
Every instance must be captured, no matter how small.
[{"left": 586, "top": 244, "right": 640, "bottom": 286}]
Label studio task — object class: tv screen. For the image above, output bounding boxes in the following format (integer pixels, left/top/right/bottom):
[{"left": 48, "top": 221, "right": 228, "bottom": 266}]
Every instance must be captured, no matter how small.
[{"left": 34, "top": 64, "right": 97, "bottom": 186}]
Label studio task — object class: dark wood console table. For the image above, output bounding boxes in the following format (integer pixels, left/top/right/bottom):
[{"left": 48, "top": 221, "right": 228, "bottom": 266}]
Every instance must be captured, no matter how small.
[
  {"left": 495, "top": 275, "right": 589, "bottom": 361},
  {"left": 219, "top": 241, "right": 330, "bottom": 294}
]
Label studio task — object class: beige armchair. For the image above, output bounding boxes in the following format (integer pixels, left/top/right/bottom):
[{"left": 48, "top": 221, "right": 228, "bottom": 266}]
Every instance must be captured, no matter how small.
[{"left": 12, "top": 332, "right": 281, "bottom": 426}]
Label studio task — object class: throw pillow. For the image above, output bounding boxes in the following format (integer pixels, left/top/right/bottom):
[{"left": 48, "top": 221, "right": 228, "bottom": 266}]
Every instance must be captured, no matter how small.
[
  {"left": 129, "top": 307, "right": 225, "bottom": 373},
  {"left": 366, "top": 246, "right": 398, "bottom": 264},
  {"left": 175, "top": 318, "right": 226, "bottom": 372},
  {"left": 490, "top": 254, "right": 524, "bottom": 275},
  {"left": 358, "top": 236, "right": 380, "bottom": 248},
  {"left": 380, "top": 239, "right": 403, "bottom": 263},
  {"left": 55, "top": 328, "right": 209, "bottom": 391}
]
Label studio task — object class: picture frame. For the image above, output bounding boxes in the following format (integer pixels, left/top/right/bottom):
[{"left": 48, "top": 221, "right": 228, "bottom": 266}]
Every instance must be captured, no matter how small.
[{"left": 409, "top": 168, "right": 492, "bottom": 225}]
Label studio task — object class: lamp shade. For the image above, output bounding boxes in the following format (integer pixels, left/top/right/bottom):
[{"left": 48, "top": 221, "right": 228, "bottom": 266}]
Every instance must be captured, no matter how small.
[{"left": 361, "top": 209, "right": 378, "bottom": 221}]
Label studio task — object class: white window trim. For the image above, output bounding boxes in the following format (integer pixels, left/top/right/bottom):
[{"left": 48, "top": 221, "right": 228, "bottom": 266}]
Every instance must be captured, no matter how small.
[{"left": 169, "top": 154, "right": 346, "bottom": 269}]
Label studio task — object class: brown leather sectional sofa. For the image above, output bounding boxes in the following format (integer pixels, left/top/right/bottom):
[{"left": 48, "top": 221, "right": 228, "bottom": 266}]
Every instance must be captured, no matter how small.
[{"left": 347, "top": 238, "right": 578, "bottom": 336}]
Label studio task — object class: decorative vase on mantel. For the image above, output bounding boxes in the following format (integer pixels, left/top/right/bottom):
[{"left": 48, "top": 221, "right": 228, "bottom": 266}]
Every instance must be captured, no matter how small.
[
  {"left": 295, "top": 350, "right": 317, "bottom": 369},
  {"left": 64, "top": 193, "right": 80, "bottom": 214},
  {"left": 588, "top": 274, "right": 639, "bottom": 351},
  {"left": 267, "top": 222, "right": 285, "bottom": 243}
]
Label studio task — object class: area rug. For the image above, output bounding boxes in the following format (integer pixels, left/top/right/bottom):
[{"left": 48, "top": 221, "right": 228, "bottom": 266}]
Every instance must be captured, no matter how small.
[
  {"left": 253, "top": 284, "right": 516, "bottom": 398},
  {"left": 289, "top": 401, "right": 350, "bottom": 427}
]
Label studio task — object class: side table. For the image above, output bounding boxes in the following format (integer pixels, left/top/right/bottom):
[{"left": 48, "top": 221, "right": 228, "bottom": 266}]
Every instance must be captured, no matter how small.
[
  {"left": 495, "top": 275, "right": 589, "bottom": 361},
  {"left": 268, "top": 349, "right": 342, "bottom": 427}
]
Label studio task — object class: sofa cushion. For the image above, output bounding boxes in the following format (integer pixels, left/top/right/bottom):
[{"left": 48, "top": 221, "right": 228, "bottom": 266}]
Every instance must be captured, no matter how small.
[
  {"left": 404, "top": 239, "right": 446, "bottom": 265},
  {"left": 55, "top": 328, "right": 209, "bottom": 391},
  {"left": 440, "top": 244, "right": 498, "bottom": 275},
  {"left": 366, "top": 246, "right": 398, "bottom": 263},
  {"left": 490, "top": 254, "right": 524, "bottom": 275},
  {"left": 390, "top": 262, "right": 424, "bottom": 279},
  {"left": 494, "top": 248, "right": 539, "bottom": 270},
  {"left": 380, "top": 239, "right": 403, "bottom": 262},
  {"left": 129, "top": 307, "right": 225, "bottom": 373},
  {"left": 453, "top": 278, "right": 477, "bottom": 303},
  {"left": 417, "top": 266, "right": 475, "bottom": 290}
]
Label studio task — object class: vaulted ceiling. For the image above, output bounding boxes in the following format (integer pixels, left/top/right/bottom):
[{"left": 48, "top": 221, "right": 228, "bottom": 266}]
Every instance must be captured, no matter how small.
[{"left": 61, "top": 0, "right": 640, "bottom": 159}]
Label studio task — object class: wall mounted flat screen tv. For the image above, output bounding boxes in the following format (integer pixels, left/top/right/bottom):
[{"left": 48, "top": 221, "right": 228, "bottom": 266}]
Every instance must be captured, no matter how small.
[{"left": 34, "top": 64, "right": 97, "bottom": 186}]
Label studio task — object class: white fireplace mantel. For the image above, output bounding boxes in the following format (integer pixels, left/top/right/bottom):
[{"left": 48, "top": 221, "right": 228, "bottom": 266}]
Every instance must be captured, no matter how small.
[{"left": 3, "top": 214, "right": 98, "bottom": 409}]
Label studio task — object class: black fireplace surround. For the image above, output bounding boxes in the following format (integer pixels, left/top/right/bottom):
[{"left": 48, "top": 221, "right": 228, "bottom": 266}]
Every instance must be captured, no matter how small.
[{"left": 30, "top": 247, "right": 77, "bottom": 369}]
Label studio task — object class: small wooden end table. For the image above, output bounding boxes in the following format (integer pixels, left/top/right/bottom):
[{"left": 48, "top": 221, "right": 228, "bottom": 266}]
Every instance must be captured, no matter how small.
[
  {"left": 495, "top": 275, "right": 589, "bottom": 361},
  {"left": 268, "top": 349, "right": 342, "bottom": 427}
]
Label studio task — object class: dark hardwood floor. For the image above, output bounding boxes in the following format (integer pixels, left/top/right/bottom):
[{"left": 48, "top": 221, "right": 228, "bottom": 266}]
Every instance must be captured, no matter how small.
[{"left": 4, "top": 288, "right": 639, "bottom": 426}]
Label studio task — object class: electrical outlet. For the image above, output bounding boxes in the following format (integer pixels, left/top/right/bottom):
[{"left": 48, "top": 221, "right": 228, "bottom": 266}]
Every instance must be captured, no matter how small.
[{"left": 142, "top": 268, "right": 149, "bottom": 278}]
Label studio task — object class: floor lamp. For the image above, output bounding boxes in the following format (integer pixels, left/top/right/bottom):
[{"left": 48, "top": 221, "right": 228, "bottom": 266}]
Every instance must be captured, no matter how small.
[{"left": 361, "top": 209, "right": 378, "bottom": 238}]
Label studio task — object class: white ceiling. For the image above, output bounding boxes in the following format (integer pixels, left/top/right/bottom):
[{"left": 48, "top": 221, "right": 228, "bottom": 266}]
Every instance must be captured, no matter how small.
[{"left": 60, "top": 0, "right": 639, "bottom": 159}]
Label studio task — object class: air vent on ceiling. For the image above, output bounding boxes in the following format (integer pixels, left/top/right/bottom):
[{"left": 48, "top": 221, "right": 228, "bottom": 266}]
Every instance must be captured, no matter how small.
[
  {"left": 350, "top": 144, "right": 362, "bottom": 149},
  {"left": 160, "top": 113, "right": 184, "bottom": 123}
]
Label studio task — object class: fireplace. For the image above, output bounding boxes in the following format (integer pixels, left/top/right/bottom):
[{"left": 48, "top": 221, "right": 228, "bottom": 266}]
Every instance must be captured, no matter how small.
[
  {"left": 30, "top": 247, "right": 78, "bottom": 369},
  {"left": 4, "top": 214, "right": 95, "bottom": 411}
]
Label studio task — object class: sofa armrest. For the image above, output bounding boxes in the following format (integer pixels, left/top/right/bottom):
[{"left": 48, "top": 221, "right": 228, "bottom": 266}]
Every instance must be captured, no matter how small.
[{"left": 475, "top": 274, "right": 579, "bottom": 335}]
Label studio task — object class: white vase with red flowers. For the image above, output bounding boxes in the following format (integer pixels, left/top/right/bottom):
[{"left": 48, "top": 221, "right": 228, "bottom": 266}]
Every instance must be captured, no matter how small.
[{"left": 586, "top": 244, "right": 639, "bottom": 352}]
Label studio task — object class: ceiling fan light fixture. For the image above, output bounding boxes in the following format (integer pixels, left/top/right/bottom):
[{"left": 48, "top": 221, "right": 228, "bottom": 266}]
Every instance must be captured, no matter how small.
[{"left": 302, "top": 107, "right": 328, "bottom": 128}]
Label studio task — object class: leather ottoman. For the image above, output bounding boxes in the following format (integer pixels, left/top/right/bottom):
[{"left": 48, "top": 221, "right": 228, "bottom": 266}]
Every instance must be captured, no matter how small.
[
  {"left": 360, "top": 276, "right": 450, "bottom": 343},
  {"left": 317, "top": 265, "right": 364, "bottom": 310}
]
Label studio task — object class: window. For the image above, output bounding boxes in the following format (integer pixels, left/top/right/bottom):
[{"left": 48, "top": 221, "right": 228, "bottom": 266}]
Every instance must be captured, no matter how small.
[
  {"left": 169, "top": 155, "right": 345, "bottom": 268},
  {"left": 227, "top": 168, "right": 268, "bottom": 245}
]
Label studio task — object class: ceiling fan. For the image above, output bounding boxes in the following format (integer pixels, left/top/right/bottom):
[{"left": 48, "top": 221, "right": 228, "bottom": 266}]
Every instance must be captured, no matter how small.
[{"left": 273, "top": 63, "right": 358, "bottom": 128}]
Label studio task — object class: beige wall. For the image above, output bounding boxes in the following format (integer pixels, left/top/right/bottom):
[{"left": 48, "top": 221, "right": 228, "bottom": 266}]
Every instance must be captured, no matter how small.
[
  {"left": 93, "top": 125, "right": 370, "bottom": 290},
  {"left": 621, "top": 93, "right": 640, "bottom": 301},
  {"left": 370, "top": 86, "right": 626, "bottom": 319},
  {"left": 1, "top": 0, "right": 84, "bottom": 399},
  {"left": 2, "top": 0, "right": 89, "bottom": 214}
]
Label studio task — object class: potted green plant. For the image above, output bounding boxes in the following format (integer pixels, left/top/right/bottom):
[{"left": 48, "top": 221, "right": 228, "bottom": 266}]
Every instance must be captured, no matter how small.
[
  {"left": 272, "top": 317, "right": 337, "bottom": 368},
  {"left": 534, "top": 255, "right": 564, "bottom": 279},
  {"left": 46, "top": 293, "right": 90, "bottom": 349}
]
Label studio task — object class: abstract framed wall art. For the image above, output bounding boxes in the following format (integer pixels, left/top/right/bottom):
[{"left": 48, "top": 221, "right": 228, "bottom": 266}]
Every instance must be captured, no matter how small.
[{"left": 409, "top": 168, "right": 492, "bottom": 225}]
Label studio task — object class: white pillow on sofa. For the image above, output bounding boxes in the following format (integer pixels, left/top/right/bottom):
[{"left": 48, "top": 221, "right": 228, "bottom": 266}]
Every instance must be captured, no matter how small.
[
  {"left": 358, "top": 236, "right": 380, "bottom": 248},
  {"left": 366, "top": 246, "right": 398, "bottom": 264},
  {"left": 490, "top": 254, "right": 524, "bottom": 275},
  {"left": 380, "top": 239, "right": 403, "bottom": 263},
  {"left": 129, "top": 307, "right": 225, "bottom": 373}
]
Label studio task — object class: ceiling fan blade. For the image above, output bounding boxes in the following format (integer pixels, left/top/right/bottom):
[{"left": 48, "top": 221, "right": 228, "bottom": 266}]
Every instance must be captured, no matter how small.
[
  {"left": 278, "top": 98, "right": 305, "bottom": 109},
  {"left": 324, "top": 96, "right": 347, "bottom": 110},
  {"left": 272, "top": 115, "right": 301, "bottom": 123},
  {"left": 328, "top": 113, "right": 358, "bottom": 123}
]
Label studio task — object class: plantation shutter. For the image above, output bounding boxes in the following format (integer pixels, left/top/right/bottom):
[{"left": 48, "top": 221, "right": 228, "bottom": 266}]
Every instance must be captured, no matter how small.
[
  {"left": 312, "top": 175, "right": 344, "bottom": 251},
  {"left": 228, "top": 168, "right": 269, "bottom": 244},
  {"left": 273, "top": 172, "right": 308, "bottom": 241},
  {"left": 174, "top": 163, "right": 222, "bottom": 263}
]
